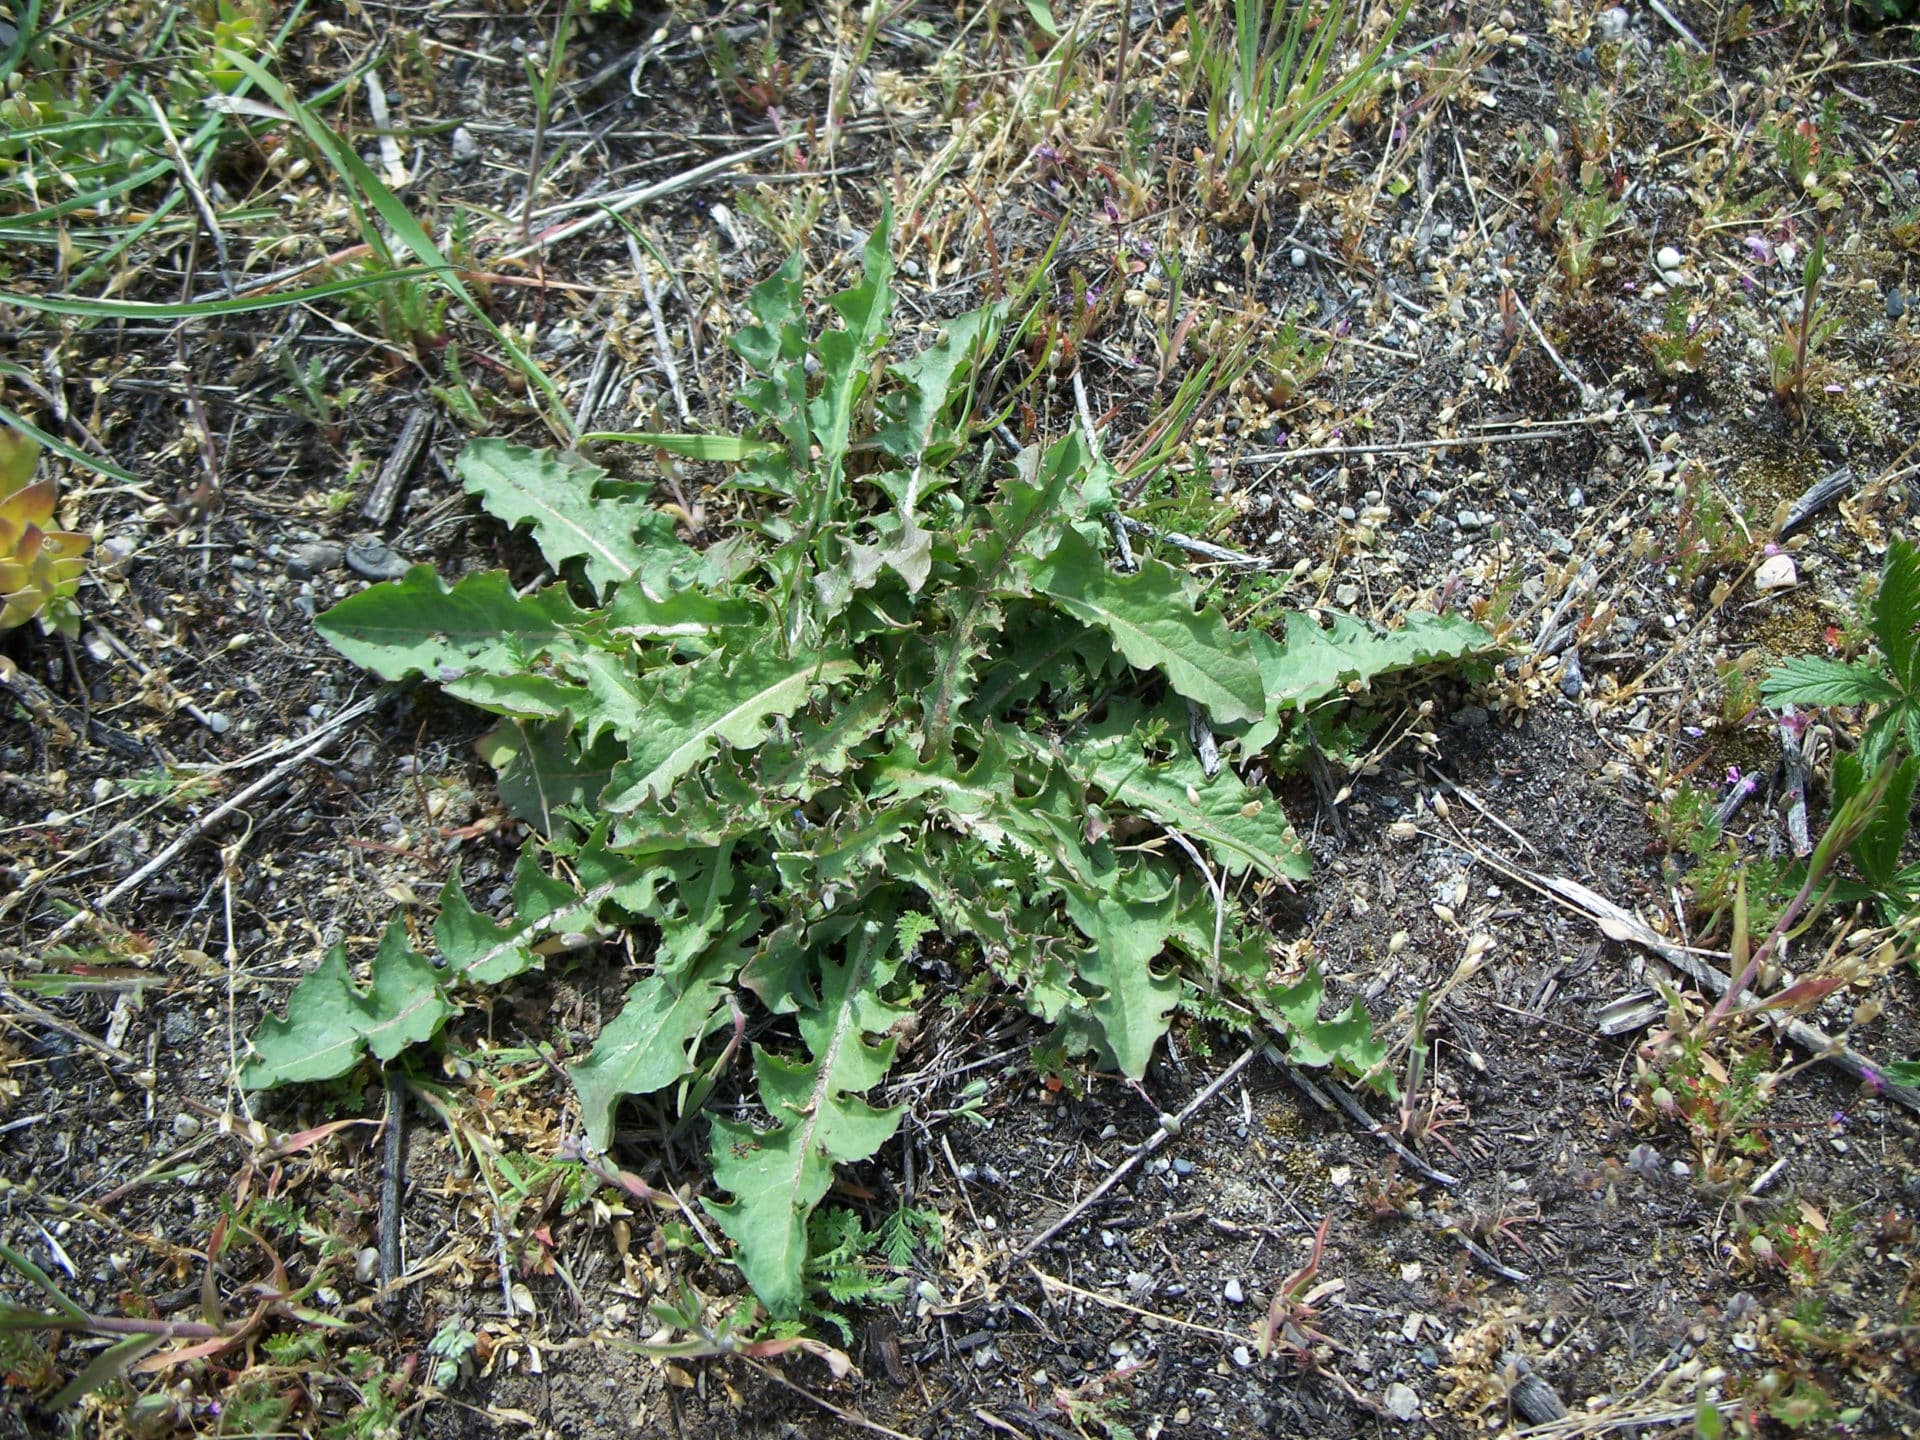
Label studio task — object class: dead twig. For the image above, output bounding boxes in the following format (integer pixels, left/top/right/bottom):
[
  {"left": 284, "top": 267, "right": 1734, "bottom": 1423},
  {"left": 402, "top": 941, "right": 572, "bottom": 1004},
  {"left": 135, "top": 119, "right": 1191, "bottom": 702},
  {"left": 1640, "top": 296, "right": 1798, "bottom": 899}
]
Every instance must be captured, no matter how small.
[
  {"left": 0, "top": 981, "right": 139, "bottom": 1067},
  {"left": 1278, "top": 1059, "right": 1461, "bottom": 1188},
  {"left": 1016, "top": 1046, "right": 1259, "bottom": 1257},
  {"left": 38, "top": 693, "right": 383, "bottom": 949}
]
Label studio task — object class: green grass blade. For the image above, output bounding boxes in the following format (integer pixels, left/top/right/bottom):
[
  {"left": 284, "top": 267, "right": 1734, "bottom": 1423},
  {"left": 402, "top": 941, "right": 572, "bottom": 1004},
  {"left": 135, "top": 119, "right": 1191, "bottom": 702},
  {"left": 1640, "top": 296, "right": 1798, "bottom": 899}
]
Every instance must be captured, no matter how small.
[
  {"left": 0, "top": 267, "right": 444, "bottom": 319},
  {"left": 0, "top": 396, "right": 141, "bottom": 485},
  {"left": 0, "top": 1243, "right": 90, "bottom": 1324},
  {"left": 220, "top": 51, "right": 575, "bottom": 442}
]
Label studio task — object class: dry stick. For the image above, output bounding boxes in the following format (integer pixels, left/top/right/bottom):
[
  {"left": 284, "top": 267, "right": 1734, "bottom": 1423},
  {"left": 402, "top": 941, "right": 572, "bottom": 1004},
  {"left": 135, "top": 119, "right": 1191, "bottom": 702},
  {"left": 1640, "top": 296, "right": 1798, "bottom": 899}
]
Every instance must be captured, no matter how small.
[
  {"left": 1015, "top": 1046, "right": 1258, "bottom": 1258},
  {"left": 741, "top": 1357, "right": 917, "bottom": 1440},
  {"left": 39, "top": 693, "right": 383, "bottom": 950},
  {"left": 1278, "top": 1058, "right": 1461, "bottom": 1188},
  {"left": 1430, "top": 834, "right": 1920, "bottom": 1118},
  {"left": 497, "top": 135, "right": 798, "bottom": 260},
  {"left": 1118, "top": 515, "right": 1263, "bottom": 567},
  {"left": 378, "top": 1064, "right": 406, "bottom": 1318},
  {"left": 142, "top": 93, "right": 234, "bottom": 296},
  {"left": 1776, "top": 464, "right": 1857, "bottom": 538},
  {"left": 1235, "top": 428, "right": 1585, "bottom": 469},
  {"left": 361, "top": 406, "right": 434, "bottom": 527},
  {"left": 0, "top": 982, "right": 139, "bottom": 1067},
  {"left": 632, "top": 235, "right": 692, "bottom": 425},
  {"left": 1645, "top": 0, "right": 1705, "bottom": 49}
]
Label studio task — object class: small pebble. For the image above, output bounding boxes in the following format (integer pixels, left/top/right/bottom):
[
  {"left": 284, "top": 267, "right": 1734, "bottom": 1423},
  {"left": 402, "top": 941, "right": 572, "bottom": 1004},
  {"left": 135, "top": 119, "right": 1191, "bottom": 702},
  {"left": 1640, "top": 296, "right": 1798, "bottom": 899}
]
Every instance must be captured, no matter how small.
[
  {"left": 1231, "top": 1345, "right": 1254, "bottom": 1369},
  {"left": 1656, "top": 245, "right": 1684, "bottom": 272},
  {"left": 1566, "top": 486, "right": 1585, "bottom": 509},
  {"left": 451, "top": 126, "right": 480, "bottom": 162},
  {"left": 346, "top": 535, "right": 411, "bottom": 581},
  {"left": 1558, "top": 649, "right": 1584, "bottom": 698},
  {"left": 1457, "top": 509, "right": 1483, "bottom": 530},
  {"left": 1386, "top": 1382, "right": 1421, "bottom": 1422},
  {"left": 1596, "top": 6, "right": 1629, "bottom": 40},
  {"left": 355, "top": 1247, "right": 380, "bottom": 1283},
  {"left": 172, "top": 1113, "right": 200, "bottom": 1139},
  {"left": 1223, "top": 1278, "right": 1245, "bottom": 1305},
  {"left": 1890, "top": 287, "right": 1908, "bottom": 321},
  {"left": 1289, "top": 247, "right": 1308, "bottom": 268},
  {"left": 99, "top": 535, "right": 137, "bottom": 576},
  {"left": 1172, "top": 1157, "right": 1193, "bottom": 1176},
  {"left": 285, "top": 540, "right": 345, "bottom": 580}
]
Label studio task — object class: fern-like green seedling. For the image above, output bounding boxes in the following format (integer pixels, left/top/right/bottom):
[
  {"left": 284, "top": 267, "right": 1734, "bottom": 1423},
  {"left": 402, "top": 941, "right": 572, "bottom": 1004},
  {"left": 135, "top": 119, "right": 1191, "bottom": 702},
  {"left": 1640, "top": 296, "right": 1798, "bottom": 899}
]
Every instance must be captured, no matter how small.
[
  {"left": 1764, "top": 539, "right": 1920, "bottom": 770},
  {"left": 1762, "top": 538, "right": 1920, "bottom": 912}
]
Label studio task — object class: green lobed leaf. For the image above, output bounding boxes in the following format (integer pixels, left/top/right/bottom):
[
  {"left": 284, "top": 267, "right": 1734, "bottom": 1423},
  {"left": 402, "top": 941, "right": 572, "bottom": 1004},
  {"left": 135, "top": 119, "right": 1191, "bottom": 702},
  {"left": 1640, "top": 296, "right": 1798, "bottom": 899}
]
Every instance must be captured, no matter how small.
[
  {"left": 601, "top": 650, "right": 858, "bottom": 812},
  {"left": 1059, "top": 703, "right": 1309, "bottom": 880},
  {"left": 434, "top": 862, "right": 541, "bottom": 985},
  {"left": 316, "top": 567, "right": 596, "bottom": 682},
  {"left": 877, "top": 301, "right": 1008, "bottom": 462},
  {"left": 705, "top": 915, "right": 908, "bottom": 1314},
  {"left": 1024, "top": 526, "right": 1264, "bottom": 724},
  {"left": 244, "top": 920, "right": 453, "bottom": 1088},
  {"left": 1060, "top": 864, "right": 1181, "bottom": 1080},
  {"left": 478, "top": 719, "right": 623, "bottom": 833},
  {"left": 605, "top": 585, "right": 759, "bottom": 650},
  {"left": 1241, "top": 608, "right": 1494, "bottom": 751},
  {"left": 456, "top": 438, "right": 684, "bottom": 597},
  {"left": 809, "top": 209, "right": 895, "bottom": 491},
  {"left": 1836, "top": 751, "right": 1920, "bottom": 891},
  {"left": 571, "top": 954, "right": 738, "bottom": 1151},
  {"left": 922, "top": 435, "right": 1092, "bottom": 753},
  {"left": 1759, "top": 655, "right": 1903, "bottom": 710},
  {"left": 1263, "top": 964, "right": 1388, "bottom": 1081}
]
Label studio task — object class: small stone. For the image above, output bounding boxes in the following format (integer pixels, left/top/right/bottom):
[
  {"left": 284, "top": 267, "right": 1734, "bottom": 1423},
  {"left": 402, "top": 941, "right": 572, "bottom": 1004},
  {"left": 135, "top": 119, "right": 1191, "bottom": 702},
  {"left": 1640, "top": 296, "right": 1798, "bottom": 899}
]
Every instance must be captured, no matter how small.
[
  {"left": 99, "top": 535, "right": 137, "bottom": 577},
  {"left": 1754, "top": 552, "right": 1798, "bottom": 590},
  {"left": 1656, "top": 245, "right": 1685, "bottom": 273},
  {"left": 1289, "top": 247, "right": 1308, "bottom": 268},
  {"left": 172, "top": 1113, "right": 200, "bottom": 1139},
  {"left": 1596, "top": 6, "right": 1629, "bottom": 40},
  {"left": 451, "top": 126, "right": 480, "bottom": 162},
  {"left": 1231, "top": 1345, "right": 1254, "bottom": 1369},
  {"left": 1385, "top": 1382, "right": 1421, "bottom": 1422},
  {"left": 285, "top": 540, "right": 345, "bottom": 580},
  {"left": 1335, "top": 583, "right": 1360, "bottom": 606},
  {"left": 1890, "top": 287, "right": 1908, "bottom": 321},
  {"left": 1172, "top": 1157, "right": 1194, "bottom": 1176},
  {"left": 1223, "top": 1278, "right": 1245, "bottom": 1304},
  {"left": 1558, "top": 649, "right": 1584, "bottom": 698},
  {"left": 1566, "top": 486, "right": 1585, "bottom": 509},
  {"left": 355, "top": 1247, "right": 380, "bottom": 1283},
  {"left": 1457, "top": 509, "right": 1483, "bottom": 530},
  {"left": 346, "top": 535, "right": 411, "bottom": 581}
]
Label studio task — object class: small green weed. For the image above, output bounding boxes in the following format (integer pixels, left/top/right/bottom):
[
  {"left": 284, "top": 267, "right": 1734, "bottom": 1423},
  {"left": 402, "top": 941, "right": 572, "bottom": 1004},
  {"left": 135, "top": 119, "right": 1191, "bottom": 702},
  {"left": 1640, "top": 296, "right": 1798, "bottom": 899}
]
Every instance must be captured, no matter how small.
[
  {"left": 243, "top": 212, "right": 1492, "bottom": 1322},
  {"left": 1183, "top": 0, "right": 1414, "bottom": 217},
  {"left": 1761, "top": 537, "right": 1920, "bottom": 913},
  {"left": 1767, "top": 232, "right": 1843, "bottom": 426}
]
